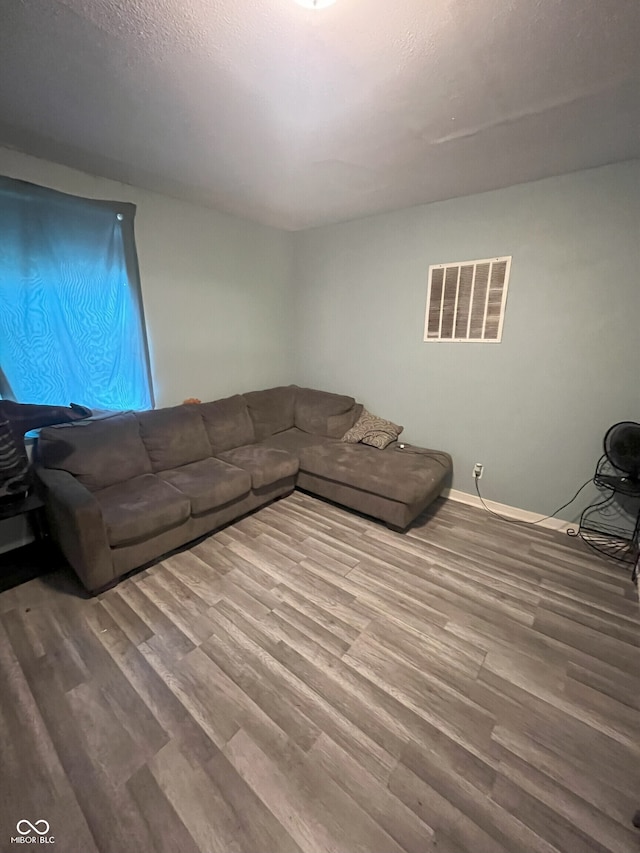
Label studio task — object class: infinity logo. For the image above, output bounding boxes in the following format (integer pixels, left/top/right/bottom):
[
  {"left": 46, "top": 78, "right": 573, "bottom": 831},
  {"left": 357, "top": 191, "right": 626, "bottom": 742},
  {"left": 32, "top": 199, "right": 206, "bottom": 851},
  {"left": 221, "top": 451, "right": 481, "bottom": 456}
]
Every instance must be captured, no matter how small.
[{"left": 16, "top": 820, "right": 50, "bottom": 836}]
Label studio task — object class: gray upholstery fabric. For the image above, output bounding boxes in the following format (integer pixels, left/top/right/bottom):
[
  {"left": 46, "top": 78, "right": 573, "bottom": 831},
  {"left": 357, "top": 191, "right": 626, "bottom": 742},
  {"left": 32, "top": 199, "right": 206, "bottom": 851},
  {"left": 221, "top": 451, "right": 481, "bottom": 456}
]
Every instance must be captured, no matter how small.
[
  {"left": 243, "top": 386, "right": 296, "bottom": 439},
  {"left": 94, "top": 474, "right": 191, "bottom": 546},
  {"left": 332, "top": 403, "right": 363, "bottom": 439},
  {"left": 217, "top": 444, "right": 299, "bottom": 489},
  {"left": 296, "top": 472, "right": 407, "bottom": 529},
  {"left": 296, "top": 470, "right": 446, "bottom": 530},
  {"left": 37, "top": 466, "right": 115, "bottom": 591},
  {"left": 159, "top": 457, "right": 251, "bottom": 515},
  {"left": 295, "top": 387, "right": 361, "bottom": 438},
  {"left": 137, "top": 406, "right": 212, "bottom": 472},
  {"left": 298, "top": 442, "right": 450, "bottom": 505},
  {"left": 37, "top": 412, "right": 151, "bottom": 492},
  {"left": 199, "top": 395, "right": 255, "bottom": 453},
  {"left": 260, "top": 427, "right": 338, "bottom": 454},
  {"left": 110, "top": 478, "right": 295, "bottom": 581}
]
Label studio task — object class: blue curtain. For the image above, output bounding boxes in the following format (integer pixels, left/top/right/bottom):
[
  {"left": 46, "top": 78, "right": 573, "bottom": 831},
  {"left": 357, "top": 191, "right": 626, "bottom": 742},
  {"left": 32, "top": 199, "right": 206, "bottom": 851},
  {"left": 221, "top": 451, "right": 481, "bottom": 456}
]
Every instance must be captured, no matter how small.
[{"left": 0, "top": 177, "right": 153, "bottom": 410}]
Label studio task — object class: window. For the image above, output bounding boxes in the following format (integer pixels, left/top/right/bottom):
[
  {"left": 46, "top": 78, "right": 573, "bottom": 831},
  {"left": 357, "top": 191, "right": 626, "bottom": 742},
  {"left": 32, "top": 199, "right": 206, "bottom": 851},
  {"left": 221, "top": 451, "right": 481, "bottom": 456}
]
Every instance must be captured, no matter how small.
[
  {"left": 424, "top": 256, "right": 511, "bottom": 343},
  {"left": 0, "top": 177, "right": 153, "bottom": 409}
]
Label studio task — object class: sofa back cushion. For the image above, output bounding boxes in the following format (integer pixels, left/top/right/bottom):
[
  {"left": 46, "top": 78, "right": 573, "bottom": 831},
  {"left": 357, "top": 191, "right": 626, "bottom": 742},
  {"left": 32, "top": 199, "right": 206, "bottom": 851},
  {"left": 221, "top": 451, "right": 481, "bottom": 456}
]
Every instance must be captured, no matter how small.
[
  {"left": 295, "top": 388, "right": 362, "bottom": 438},
  {"left": 199, "top": 395, "right": 255, "bottom": 453},
  {"left": 136, "top": 406, "right": 212, "bottom": 472},
  {"left": 37, "top": 412, "right": 152, "bottom": 491},
  {"left": 243, "top": 386, "right": 297, "bottom": 440}
]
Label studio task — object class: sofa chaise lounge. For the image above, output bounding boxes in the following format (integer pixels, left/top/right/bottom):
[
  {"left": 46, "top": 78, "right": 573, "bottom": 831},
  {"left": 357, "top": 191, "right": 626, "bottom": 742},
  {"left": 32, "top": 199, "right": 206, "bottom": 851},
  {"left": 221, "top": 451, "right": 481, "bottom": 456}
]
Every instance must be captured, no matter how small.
[{"left": 36, "top": 385, "right": 452, "bottom": 592}]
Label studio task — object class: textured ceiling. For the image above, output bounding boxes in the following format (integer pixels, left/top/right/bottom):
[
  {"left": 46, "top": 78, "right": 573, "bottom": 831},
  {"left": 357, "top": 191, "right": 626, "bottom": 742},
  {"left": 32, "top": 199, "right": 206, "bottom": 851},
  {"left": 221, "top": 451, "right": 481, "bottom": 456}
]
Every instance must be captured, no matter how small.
[{"left": 1, "top": 0, "right": 639, "bottom": 229}]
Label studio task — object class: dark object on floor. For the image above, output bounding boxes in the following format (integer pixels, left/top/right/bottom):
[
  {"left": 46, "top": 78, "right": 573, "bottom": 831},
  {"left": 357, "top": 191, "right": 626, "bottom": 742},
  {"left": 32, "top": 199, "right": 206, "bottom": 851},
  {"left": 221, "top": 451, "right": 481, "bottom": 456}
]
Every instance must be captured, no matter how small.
[
  {"left": 0, "top": 491, "right": 46, "bottom": 526},
  {"left": 0, "top": 416, "right": 32, "bottom": 500},
  {"left": 0, "top": 538, "right": 61, "bottom": 592},
  {"left": 0, "top": 401, "right": 93, "bottom": 501},
  {"left": 0, "top": 400, "right": 93, "bottom": 447},
  {"left": 633, "top": 810, "right": 640, "bottom": 829},
  {"left": 0, "top": 493, "right": 50, "bottom": 591},
  {"left": 568, "top": 453, "right": 640, "bottom": 584}
]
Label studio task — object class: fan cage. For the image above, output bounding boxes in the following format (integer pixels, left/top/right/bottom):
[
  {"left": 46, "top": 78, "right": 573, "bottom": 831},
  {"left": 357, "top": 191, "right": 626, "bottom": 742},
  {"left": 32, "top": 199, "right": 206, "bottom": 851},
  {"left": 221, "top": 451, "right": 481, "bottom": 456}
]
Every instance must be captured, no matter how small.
[{"left": 603, "top": 421, "right": 640, "bottom": 482}]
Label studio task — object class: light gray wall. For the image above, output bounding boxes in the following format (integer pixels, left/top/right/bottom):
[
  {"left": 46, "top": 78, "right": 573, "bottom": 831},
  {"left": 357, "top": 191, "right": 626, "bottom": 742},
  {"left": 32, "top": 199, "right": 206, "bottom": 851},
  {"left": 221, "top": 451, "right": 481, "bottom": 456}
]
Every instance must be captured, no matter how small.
[
  {"left": 293, "top": 161, "right": 640, "bottom": 516},
  {"left": 0, "top": 147, "right": 296, "bottom": 407}
]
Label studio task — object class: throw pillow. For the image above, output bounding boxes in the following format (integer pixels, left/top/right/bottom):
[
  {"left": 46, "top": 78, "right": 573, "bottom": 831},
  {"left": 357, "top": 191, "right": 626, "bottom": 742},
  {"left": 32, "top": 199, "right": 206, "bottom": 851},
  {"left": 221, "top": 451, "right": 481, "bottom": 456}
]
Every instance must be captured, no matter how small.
[
  {"left": 341, "top": 409, "right": 403, "bottom": 448},
  {"left": 361, "top": 430, "right": 397, "bottom": 450}
]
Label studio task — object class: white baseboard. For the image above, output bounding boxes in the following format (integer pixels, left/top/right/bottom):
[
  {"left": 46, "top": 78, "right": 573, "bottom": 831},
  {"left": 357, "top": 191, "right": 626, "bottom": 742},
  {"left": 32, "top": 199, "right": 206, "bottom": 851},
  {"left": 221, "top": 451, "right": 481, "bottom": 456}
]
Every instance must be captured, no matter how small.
[{"left": 443, "top": 487, "right": 575, "bottom": 533}]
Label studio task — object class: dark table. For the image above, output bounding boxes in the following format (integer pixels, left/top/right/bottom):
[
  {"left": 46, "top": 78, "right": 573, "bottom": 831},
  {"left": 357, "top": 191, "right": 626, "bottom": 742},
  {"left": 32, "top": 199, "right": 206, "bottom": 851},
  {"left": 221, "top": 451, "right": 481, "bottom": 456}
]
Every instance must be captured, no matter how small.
[{"left": 0, "top": 491, "right": 47, "bottom": 537}]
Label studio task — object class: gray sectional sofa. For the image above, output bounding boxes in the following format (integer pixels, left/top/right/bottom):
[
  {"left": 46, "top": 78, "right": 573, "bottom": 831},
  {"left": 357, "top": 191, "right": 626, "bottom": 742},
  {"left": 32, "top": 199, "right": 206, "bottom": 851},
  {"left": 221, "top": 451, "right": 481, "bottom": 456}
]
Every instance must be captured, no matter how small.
[{"left": 36, "top": 385, "right": 452, "bottom": 592}]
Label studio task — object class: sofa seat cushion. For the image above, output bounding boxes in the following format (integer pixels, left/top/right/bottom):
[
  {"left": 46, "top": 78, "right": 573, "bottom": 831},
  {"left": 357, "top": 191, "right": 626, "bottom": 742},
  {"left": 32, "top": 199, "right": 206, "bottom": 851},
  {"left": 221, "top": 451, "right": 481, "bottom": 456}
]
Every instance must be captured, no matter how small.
[
  {"left": 216, "top": 445, "right": 299, "bottom": 490},
  {"left": 137, "top": 406, "right": 212, "bottom": 472},
  {"left": 94, "top": 474, "right": 191, "bottom": 547},
  {"left": 158, "top": 458, "right": 251, "bottom": 515},
  {"left": 298, "top": 443, "right": 451, "bottom": 506}
]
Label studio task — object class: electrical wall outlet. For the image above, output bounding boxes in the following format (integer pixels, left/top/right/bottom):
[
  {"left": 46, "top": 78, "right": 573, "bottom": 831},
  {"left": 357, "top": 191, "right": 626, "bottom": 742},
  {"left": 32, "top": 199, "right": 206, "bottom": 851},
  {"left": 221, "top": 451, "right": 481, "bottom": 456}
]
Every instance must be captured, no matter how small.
[{"left": 473, "top": 462, "right": 484, "bottom": 479}]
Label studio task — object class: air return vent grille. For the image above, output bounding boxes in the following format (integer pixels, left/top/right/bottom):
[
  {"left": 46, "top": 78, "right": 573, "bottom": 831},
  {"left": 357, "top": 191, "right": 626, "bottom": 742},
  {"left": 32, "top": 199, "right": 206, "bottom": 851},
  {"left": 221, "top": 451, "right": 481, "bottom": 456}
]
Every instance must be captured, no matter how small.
[{"left": 424, "top": 256, "right": 511, "bottom": 343}]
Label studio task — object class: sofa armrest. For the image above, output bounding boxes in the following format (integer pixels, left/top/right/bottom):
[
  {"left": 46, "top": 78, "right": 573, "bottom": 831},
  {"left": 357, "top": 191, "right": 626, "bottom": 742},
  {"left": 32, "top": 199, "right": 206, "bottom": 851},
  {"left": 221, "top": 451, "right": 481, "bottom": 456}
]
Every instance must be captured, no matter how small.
[{"left": 36, "top": 467, "right": 114, "bottom": 593}]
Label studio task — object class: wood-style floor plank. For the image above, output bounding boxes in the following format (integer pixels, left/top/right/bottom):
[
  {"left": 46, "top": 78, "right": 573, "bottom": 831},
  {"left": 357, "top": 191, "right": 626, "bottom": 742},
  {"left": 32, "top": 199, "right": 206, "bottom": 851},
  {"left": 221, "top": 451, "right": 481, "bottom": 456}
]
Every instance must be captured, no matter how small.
[{"left": 1, "top": 493, "right": 639, "bottom": 853}]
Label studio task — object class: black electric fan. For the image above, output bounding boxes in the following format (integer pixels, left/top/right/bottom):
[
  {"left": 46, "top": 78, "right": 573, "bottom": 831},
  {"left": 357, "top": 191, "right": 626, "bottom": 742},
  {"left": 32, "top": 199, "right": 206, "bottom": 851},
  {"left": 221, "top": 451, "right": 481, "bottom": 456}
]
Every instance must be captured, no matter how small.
[{"left": 603, "top": 421, "right": 640, "bottom": 483}]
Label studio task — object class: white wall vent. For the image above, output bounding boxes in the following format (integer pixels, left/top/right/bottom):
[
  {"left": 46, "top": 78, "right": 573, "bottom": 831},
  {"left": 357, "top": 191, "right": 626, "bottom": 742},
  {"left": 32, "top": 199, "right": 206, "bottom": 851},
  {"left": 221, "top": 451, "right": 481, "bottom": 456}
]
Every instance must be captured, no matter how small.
[{"left": 423, "top": 256, "right": 511, "bottom": 343}]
